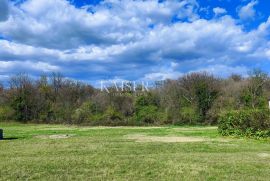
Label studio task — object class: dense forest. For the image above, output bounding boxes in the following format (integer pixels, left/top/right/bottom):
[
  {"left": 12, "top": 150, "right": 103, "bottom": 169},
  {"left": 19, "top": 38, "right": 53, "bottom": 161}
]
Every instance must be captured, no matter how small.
[{"left": 0, "top": 70, "right": 270, "bottom": 137}]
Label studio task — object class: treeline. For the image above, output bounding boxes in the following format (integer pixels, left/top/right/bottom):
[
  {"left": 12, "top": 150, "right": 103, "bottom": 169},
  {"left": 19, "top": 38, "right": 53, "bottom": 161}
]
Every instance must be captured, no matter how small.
[{"left": 0, "top": 70, "right": 270, "bottom": 129}]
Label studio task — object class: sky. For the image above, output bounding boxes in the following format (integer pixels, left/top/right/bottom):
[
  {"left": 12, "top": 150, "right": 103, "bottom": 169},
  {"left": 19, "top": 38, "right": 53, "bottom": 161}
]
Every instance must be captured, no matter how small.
[{"left": 0, "top": 0, "right": 270, "bottom": 85}]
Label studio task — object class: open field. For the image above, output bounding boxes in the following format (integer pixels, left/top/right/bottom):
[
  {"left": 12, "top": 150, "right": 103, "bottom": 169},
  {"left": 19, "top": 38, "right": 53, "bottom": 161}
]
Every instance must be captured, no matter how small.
[{"left": 0, "top": 123, "right": 270, "bottom": 180}]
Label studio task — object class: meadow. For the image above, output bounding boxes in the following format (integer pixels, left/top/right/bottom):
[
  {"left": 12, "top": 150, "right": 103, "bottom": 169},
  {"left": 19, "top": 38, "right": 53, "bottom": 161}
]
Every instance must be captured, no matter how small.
[{"left": 0, "top": 123, "right": 270, "bottom": 181}]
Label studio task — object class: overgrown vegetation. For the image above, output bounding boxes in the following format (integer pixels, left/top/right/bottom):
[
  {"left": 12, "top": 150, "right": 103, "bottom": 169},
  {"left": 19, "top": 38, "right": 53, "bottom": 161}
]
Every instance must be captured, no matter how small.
[
  {"left": 218, "top": 109, "right": 270, "bottom": 138},
  {"left": 217, "top": 69, "right": 270, "bottom": 138},
  {"left": 0, "top": 69, "right": 270, "bottom": 137}
]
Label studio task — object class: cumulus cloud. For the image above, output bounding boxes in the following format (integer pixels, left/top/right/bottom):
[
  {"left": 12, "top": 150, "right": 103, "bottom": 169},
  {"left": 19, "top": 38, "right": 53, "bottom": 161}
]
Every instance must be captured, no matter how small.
[
  {"left": 0, "top": 0, "right": 269, "bottom": 84},
  {"left": 213, "top": 7, "right": 227, "bottom": 16},
  {"left": 0, "top": 60, "right": 59, "bottom": 73},
  {"left": 0, "top": 0, "right": 199, "bottom": 49},
  {"left": 238, "top": 0, "right": 258, "bottom": 20}
]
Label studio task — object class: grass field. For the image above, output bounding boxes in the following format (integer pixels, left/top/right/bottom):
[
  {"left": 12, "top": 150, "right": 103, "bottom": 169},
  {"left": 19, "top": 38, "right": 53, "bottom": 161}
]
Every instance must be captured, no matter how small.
[{"left": 0, "top": 123, "right": 270, "bottom": 180}]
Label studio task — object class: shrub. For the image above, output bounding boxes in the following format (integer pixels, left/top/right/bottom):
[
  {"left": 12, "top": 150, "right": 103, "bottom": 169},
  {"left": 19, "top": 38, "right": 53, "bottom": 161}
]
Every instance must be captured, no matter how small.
[
  {"left": 218, "top": 109, "right": 270, "bottom": 138},
  {"left": 72, "top": 101, "right": 96, "bottom": 124},
  {"left": 103, "top": 106, "right": 124, "bottom": 122},
  {"left": 134, "top": 93, "right": 164, "bottom": 124},
  {"left": 89, "top": 113, "right": 104, "bottom": 122},
  {"left": 135, "top": 93, "right": 159, "bottom": 108},
  {"left": 178, "top": 107, "right": 201, "bottom": 125},
  {"left": 0, "top": 106, "right": 14, "bottom": 121},
  {"left": 135, "top": 105, "right": 160, "bottom": 124}
]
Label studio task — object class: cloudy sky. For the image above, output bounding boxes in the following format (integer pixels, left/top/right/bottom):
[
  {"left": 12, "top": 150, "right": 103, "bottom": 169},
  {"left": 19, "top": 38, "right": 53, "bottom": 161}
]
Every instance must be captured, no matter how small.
[{"left": 0, "top": 0, "right": 270, "bottom": 85}]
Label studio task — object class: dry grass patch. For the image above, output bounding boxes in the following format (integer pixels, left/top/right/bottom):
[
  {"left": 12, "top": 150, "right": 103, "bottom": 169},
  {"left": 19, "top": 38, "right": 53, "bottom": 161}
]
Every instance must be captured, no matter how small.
[
  {"left": 35, "top": 134, "right": 75, "bottom": 139},
  {"left": 38, "top": 127, "right": 75, "bottom": 131},
  {"left": 79, "top": 126, "right": 163, "bottom": 130},
  {"left": 125, "top": 134, "right": 207, "bottom": 143},
  {"left": 172, "top": 127, "right": 218, "bottom": 131},
  {"left": 257, "top": 153, "right": 270, "bottom": 158}
]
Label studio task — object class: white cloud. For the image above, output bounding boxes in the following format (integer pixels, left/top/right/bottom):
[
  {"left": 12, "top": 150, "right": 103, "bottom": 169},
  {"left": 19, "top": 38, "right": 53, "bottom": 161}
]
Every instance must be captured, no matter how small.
[
  {"left": 213, "top": 7, "right": 227, "bottom": 16},
  {"left": 0, "top": 0, "right": 199, "bottom": 49},
  {"left": 0, "top": 0, "right": 269, "bottom": 83},
  {"left": 0, "top": 60, "right": 59, "bottom": 73},
  {"left": 144, "top": 72, "right": 182, "bottom": 80},
  {"left": 238, "top": 0, "right": 258, "bottom": 20}
]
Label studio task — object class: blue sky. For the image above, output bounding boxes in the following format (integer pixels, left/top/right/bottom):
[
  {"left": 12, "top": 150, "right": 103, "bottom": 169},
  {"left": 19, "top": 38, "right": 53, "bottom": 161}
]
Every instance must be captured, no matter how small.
[{"left": 0, "top": 0, "right": 270, "bottom": 85}]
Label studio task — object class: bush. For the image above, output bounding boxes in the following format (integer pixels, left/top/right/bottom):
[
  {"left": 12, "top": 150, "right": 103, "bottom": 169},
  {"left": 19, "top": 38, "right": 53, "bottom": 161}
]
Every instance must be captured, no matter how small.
[
  {"left": 103, "top": 106, "right": 124, "bottom": 122},
  {"left": 177, "top": 107, "right": 201, "bottom": 125},
  {"left": 218, "top": 109, "right": 270, "bottom": 138},
  {"left": 135, "top": 93, "right": 159, "bottom": 108},
  {"left": 72, "top": 101, "right": 97, "bottom": 124},
  {"left": 134, "top": 93, "right": 164, "bottom": 124},
  {"left": 0, "top": 106, "right": 14, "bottom": 121},
  {"left": 135, "top": 105, "right": 162, "bottom": 124}
]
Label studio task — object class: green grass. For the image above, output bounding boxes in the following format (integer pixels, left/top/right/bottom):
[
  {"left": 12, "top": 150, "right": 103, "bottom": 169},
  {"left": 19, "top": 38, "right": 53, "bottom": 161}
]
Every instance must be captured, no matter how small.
[{"left": 0, "top": 123, "right": 270, "bottom": 181}]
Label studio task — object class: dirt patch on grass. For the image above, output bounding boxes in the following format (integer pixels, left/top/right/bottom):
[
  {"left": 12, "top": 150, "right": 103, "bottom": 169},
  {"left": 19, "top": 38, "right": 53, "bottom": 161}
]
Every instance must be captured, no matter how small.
[
  {"left": 125, "top": 134, "right": 207, "bottom": 143},
  {"left": 35, "top": 134, "right": 75, "bottom": 139}
]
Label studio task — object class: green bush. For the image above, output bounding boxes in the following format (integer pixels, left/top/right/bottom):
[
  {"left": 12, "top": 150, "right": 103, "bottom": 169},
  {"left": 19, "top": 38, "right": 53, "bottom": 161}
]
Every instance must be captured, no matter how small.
[
  {"left": 89, "top": 113, "right": 104, "bottom": 122},
  {"left": 103, "top": 106, "right": 124, "bottom": 122},
  {"left": 178, "top": 107, "right": 201, "bottom": 125},
  {"left": 72, "top": 104, "right": 126, "bottom": 126},
  {"left": 218, "top": 109, "right": 270, "bottom": 138},
  {"left": 134, "top": 93, "right": 164, "bottom": 124},
  {"left": 135, "top": 105, "right": 161, "bottom": 124},
  {"left": 135, "top": 93, "right": 159, "bottom": 108},
  {"left": 72, "top": 101, "right": 102, "bottom": 124},
  {"left": 0, "top": 106, "right": 14, "bottom": 121}
]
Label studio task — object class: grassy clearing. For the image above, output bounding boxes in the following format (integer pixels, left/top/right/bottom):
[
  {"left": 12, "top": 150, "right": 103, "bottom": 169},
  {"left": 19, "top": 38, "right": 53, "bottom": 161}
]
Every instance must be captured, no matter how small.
[{"left": 0, "top": 123, "right": 270, "bottom": 180}]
